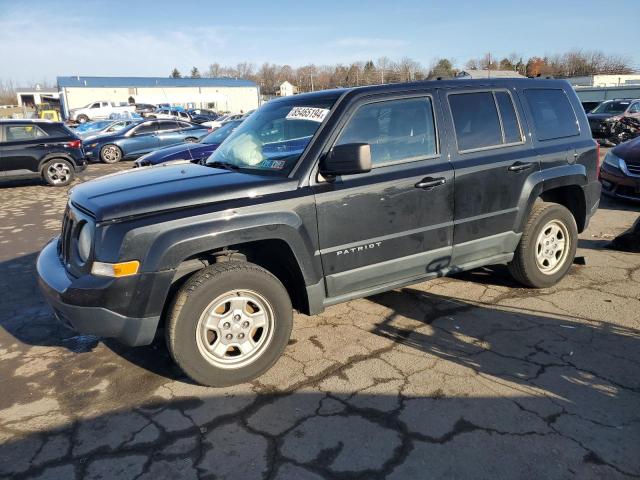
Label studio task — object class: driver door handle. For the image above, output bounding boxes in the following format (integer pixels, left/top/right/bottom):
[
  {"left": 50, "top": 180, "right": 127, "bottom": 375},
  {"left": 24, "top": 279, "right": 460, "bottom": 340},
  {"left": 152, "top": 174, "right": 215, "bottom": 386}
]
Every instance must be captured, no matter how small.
[
  {"left": 415, "top": 177, "right": 446, "bottom": 189},
  {"left": 508, "top": 161, "right": 535, "bottom": 172}
]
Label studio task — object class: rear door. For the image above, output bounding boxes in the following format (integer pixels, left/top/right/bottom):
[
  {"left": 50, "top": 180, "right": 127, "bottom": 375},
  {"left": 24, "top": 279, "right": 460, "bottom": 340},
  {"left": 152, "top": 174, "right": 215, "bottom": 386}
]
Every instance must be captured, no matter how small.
[
  {"left": 314, "top": 91, "right": 455, "bottom": 298},
  {"left": 0, "top": 124, "right": 49, "bottom": 174},
  {"left": 438, "top": 88, "right": 537, "bottom": 266}
]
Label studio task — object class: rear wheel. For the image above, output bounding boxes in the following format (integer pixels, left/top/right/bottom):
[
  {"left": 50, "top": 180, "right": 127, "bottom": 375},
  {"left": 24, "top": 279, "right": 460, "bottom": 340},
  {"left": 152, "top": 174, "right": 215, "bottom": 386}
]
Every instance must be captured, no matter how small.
[
  {"left": 166, "top": 262, "right": 293, "bottom": 387},
  {"left": 508, "top": 202, "right": 577, "bottom": 288},
  {"left": 100, "top": 144, "right": 122, "bottom": 164},
  {"left": 42, "top": 159, "right": 74, "bottom": 186}
]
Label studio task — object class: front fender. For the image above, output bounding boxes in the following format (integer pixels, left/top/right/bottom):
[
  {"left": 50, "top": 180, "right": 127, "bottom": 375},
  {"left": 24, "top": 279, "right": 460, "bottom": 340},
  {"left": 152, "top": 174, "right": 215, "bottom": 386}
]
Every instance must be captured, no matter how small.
[
  {"left": 513, "top": 163, "right": 587, "bottom": 233},
  {"left": 98, "top": 201, "right": 322, "bottom": 286}
]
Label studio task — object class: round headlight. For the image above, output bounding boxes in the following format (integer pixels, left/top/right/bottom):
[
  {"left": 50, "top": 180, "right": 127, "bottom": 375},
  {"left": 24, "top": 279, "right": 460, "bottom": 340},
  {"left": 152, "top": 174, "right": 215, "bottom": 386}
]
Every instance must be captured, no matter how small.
[{"left": 77, "top": 223, "right": 93, "bottom": 263}]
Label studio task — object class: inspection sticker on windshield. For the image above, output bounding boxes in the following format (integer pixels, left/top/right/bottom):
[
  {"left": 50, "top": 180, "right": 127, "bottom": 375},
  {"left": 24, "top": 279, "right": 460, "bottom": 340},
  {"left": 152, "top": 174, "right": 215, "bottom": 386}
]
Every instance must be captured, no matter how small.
[
  {"left": 286, "top": 107, "right": 329, "bottom": 123},
  {"left": 261, "top": 159, "right": 286, "bottom": 170}
]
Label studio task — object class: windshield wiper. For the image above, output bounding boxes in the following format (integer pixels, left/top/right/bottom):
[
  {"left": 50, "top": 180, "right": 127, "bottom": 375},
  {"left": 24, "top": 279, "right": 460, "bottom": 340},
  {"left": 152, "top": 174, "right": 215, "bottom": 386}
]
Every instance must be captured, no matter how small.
[{"left": 206, "top": 161, "right": 239, "bottom": 171}]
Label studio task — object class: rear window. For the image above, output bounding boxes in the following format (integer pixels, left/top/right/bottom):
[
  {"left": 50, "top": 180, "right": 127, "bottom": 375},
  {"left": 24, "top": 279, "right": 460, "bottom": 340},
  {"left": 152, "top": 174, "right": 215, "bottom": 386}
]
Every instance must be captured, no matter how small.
[
  {"left": 524, "top": 89, "right": 579, "bottom": 141},
  {"left": 449, "top": 92, "right": 521, "bottom": 151},
  {"left": 4, "top": 125, "right": 47, "bottom": 141}
]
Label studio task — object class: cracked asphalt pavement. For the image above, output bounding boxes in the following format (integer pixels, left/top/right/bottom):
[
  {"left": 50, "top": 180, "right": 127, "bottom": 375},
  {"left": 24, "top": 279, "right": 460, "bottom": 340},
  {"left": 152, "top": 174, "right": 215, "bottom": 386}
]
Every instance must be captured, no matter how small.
[{"left": 0, "top": 161, "right": 639, "bottom": 479}]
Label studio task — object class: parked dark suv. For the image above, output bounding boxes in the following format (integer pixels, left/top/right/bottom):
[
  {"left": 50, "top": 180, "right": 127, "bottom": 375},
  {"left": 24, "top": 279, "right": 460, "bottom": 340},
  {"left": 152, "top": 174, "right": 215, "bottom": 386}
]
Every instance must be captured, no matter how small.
[
  {"left": 37, "top": 79, "right": 600, "bottom": 386},
  {"left": 0, "top": 120, "right": 86, "bottom": 186}
]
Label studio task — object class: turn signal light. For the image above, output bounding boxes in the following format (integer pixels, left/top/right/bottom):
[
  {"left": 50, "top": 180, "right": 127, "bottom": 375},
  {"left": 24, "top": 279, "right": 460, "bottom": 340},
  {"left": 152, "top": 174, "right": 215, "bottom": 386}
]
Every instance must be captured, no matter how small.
[{"left": 92, "top": 260, "right": 140, "bottom": 277}]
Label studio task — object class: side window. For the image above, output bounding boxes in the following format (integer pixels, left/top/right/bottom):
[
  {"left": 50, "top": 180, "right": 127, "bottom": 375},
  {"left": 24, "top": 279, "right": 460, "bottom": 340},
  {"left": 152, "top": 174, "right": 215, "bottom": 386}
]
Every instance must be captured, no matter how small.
[
  {"left": 449, "top": 92, "right": 502, "bottom": 151},
  {"left": 335, "top": 97, "right": 438, "bottom": 166},
  {"left": 629, "top": 103, "right": 640, "bottom": 114},
  {"left": 133, "top": 123, "right": 157, "bottom": 135},
  {"left": 90, "top": 103, "right": 100, "bottom": 109},
  {"left": 5, "top": 125, "right": 47, "bottom": 141},
  {"left": 523, "top": 89, "right": 579, "bottom": 141},
  {"left": 101, "top": 102, "right": 109, "bottom": 108},
  {"left": 179, "top": 121, "right": 192, "bottom": 129},
  {"left": 495, "top": 92, "right": 524, "bottom": 144},
  {"left": 157, "top": 120, "right": 178, "bottom": 131}
]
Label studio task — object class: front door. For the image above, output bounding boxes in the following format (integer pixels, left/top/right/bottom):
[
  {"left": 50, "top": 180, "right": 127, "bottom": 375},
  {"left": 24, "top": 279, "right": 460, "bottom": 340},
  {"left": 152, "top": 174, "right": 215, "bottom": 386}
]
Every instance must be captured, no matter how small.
[
  {"left": 156, "top": 120, "right": 184, "bottom": 148},
  {"left": 126, "top": 122, "right": 159, "bottom": 156},
  {"left": 314, "top": 93, "right": 454, "bottom": 298}
]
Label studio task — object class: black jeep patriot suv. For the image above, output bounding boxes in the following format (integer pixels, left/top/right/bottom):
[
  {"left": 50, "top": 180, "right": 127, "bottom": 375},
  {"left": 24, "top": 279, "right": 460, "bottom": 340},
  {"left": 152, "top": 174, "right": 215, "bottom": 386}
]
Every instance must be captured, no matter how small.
[{"left": 37, "top": 79, "right": 601, "bottom": 386}]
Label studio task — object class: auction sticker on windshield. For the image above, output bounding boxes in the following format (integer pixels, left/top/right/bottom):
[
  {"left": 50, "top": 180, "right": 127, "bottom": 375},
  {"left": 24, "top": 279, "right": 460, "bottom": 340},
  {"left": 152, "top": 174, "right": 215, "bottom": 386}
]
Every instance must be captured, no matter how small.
[{"left": 286, "top": 107, "right": 329, "bottom": 123}]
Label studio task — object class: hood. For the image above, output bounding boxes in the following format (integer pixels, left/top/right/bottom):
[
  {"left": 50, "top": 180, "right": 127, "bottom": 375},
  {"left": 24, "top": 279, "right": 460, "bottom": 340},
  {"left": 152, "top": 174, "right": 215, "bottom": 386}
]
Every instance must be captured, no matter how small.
[
  {"left": 144, "top": 142, "right": 217, "bottom": 164},
  {"left": 70, "top": 162, "right": 296, "bottom": 221},
  {"left": 612, "top": 136, "right": 640, "bottom": 164}
]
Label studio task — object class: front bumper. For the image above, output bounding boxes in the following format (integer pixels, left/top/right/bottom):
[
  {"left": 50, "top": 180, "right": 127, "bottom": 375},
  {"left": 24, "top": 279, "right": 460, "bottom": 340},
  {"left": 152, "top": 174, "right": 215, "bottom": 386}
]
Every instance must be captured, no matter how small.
[
  {"left": 36, "top": 239, "right": 169, "bottom": 346},
  {"left": 600, "top": 164, "right": 640, "bottom": 201}
]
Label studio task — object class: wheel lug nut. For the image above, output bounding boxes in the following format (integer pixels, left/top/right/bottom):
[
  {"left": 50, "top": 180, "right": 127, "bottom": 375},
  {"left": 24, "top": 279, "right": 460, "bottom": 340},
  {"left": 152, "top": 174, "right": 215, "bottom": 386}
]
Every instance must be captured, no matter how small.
[
  {"left": 242, "top": 321, "right": 250, "bottom": 328},
  {"left": 238, "top": 333, "right": 245, "bottom": 340},
  {"left": 233, "top": 314, "right": 241, "bottom": 321},
  {"left": 225, "top": 334, "right": 233, "bottom": 340},
  {"left": 223, "top": 322, "right": 230, "bottom": 329}
]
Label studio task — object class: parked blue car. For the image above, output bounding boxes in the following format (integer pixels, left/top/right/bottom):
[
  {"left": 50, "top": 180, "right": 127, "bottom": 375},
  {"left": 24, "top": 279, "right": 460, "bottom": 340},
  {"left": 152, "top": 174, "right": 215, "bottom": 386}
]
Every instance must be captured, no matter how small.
[
  {"left": 133, "top": 120, "right": 243, "bottom": 167},
  {"left": 83, "top": 119, "right": 210, "bottom": 163}
]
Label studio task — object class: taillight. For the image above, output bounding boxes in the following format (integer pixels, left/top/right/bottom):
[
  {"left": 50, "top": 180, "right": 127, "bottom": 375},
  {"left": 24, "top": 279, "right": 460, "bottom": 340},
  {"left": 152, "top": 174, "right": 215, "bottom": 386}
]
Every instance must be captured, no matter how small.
[
  {"left": 66, "top": 139, "right": 82, "bottom": 149},
  {"left": 207, "top": 128, "right": 213, "bottom": 132}
]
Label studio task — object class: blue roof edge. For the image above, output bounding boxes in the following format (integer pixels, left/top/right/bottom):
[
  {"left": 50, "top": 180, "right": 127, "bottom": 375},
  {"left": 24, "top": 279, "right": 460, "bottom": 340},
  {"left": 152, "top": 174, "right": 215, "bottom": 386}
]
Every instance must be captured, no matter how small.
[{"left": 57, "top": 76, "right": 257, "bottom": 88}]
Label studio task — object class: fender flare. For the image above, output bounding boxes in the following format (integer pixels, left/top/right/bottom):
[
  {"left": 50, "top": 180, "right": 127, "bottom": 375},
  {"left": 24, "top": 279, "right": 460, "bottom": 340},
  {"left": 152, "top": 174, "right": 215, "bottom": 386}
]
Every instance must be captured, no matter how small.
[
  {"left": 513, "top": 164, "right": 588, "bottom": 234},
  {"left": 112, "top": 210, "right": 323, "bottom": 287}
]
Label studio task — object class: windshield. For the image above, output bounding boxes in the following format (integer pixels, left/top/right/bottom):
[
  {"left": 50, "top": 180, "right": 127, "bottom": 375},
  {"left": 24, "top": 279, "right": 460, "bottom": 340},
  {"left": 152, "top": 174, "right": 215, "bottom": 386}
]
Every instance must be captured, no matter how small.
[
  {"left": 201, "top": 121, "right": 242, "bottom": 145},
  {"left": 591, "top": 101, "right": 629, "bottom": 114},
  {"left": 206, "top": 98, "right": 336, "bottom": 175}
]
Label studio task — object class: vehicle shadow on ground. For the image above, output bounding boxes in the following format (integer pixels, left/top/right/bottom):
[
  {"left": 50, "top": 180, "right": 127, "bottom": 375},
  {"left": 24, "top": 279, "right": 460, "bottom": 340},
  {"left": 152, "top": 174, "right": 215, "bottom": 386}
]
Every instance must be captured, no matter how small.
[{"left": 1, "top": 282, "right": 639, "bottom": 478}]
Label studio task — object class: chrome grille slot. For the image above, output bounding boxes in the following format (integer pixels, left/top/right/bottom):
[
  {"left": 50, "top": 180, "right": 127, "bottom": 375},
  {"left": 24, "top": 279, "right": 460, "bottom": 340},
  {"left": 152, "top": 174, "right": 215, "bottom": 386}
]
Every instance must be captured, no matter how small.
[{"left": 626, "top": 163, "right": 640, "bottom": 175}]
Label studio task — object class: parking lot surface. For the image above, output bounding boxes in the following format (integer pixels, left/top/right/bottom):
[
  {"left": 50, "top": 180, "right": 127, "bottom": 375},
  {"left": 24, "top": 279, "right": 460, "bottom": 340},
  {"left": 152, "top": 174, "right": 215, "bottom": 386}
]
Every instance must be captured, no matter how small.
[{"left": 0, "top": 163, "right": 639, "bottom": 479}]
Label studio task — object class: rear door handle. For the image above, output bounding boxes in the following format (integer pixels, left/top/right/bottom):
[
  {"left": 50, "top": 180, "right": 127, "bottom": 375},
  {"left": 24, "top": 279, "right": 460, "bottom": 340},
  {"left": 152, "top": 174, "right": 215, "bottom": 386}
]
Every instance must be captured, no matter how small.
[
  {"left": 508, "top": 161, "right": 535, "bottom": 172},
  {"left": 415, "top": 177, "right": 446, "bottom": 189}
]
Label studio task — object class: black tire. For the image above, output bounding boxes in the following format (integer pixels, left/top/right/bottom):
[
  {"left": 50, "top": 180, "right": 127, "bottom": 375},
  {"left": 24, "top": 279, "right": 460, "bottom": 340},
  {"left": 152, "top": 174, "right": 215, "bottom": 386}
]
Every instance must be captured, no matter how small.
[
  {"left": 42, "top": 159, "right": 75, "bottom": 187},
  {"left": 184, "top": 137, "right": 198, "bottom": 143},
  {"left": 100, "top": 144, "right": 123, "bottom": 164},
  {"left": 76, "top": 114, "right": 89, "bottom": 124},
  {"left": 508, "top": 202, "right": 578, "bottom": 288},
  {"left": 166, "top": 262, "right": 293, "bottom": 387}
]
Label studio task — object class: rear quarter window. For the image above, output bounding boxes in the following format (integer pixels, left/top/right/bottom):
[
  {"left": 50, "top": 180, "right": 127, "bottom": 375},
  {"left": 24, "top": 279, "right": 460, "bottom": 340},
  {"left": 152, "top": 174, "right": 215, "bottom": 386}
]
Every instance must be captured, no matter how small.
[{"left": 523, "top": 89, "right": 579, "bottom": 141}]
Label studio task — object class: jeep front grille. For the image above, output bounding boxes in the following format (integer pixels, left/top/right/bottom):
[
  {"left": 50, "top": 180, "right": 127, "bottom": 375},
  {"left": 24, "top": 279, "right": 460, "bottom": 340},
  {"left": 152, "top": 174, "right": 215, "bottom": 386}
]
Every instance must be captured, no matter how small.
[{"left": 59, "top": 208, "right": 74, "bottom": 265}]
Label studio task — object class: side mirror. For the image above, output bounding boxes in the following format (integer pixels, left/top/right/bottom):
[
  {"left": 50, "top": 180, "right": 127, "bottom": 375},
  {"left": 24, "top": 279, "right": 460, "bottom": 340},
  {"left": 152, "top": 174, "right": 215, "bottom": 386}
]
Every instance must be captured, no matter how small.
[{"left": 320, "top": 143, "right": 372, "bottom": 177}]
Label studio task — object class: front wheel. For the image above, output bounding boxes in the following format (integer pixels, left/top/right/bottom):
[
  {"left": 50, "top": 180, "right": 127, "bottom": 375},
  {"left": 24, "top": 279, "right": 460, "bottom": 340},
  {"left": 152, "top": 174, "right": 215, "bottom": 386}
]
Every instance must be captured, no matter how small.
[
  {"left": 166, "top": 262, "right": 293, "bottom": 387},
  {"left": 100, "top": 144, "right": 122, "bottom": 163},
  {"left": 508, "top": 202, "right": 578, "bottom": 288},
  {"left": 184, "top": 137, "right": 198, "bottom": 143},
  {"left": 76, "top": 114, "right": 89, "bottom": 124}
]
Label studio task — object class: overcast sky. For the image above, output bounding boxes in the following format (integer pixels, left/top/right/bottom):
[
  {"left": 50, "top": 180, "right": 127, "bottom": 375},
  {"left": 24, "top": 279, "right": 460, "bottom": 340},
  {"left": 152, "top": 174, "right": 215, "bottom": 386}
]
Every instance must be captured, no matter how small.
[{"left": 1, "top": 0, "right": 638, "bottom": 85}]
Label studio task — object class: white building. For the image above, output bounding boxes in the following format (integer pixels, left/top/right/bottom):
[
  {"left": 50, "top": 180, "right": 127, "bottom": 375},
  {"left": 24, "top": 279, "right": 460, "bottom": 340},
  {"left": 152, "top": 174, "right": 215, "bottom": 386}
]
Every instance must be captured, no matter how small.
[
  {"left": 567, "top": 74, "right": 640, "bottom": 88},
  {"left": 279, "top": 81, "right": 298, "bottom": 96},
  {"left": 57, "top": 76, "right": 260, "bottom": 118}
]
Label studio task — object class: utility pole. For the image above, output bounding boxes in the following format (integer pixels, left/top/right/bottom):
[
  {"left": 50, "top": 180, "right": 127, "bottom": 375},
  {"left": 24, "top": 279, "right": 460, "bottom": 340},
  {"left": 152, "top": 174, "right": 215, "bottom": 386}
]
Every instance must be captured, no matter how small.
[{"left": 309, "top": 74, "right": 314, "bottom": 92}]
